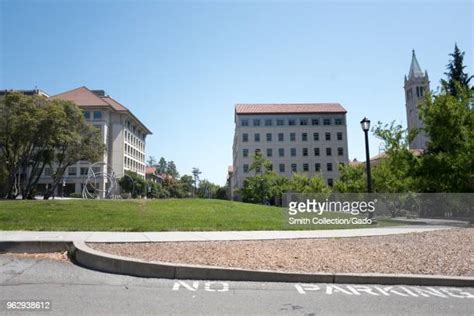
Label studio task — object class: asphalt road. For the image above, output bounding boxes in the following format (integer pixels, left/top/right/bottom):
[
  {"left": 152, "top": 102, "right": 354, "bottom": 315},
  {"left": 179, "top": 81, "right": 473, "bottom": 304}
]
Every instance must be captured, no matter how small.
[{"left": 1, "top": 254, "right": 473, "bottom": 316}]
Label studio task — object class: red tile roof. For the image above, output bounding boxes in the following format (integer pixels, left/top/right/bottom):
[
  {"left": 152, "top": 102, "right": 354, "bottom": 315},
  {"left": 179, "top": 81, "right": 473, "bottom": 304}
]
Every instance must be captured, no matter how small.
[
  {"left": 50, "top": 86, "right": 109, "bottom": 106},
  {"left": 101, "top": 96, "right": 128, "bottom": 112},
  {"left": 50, "top": 86, "right": 152, "bottom": 134},
  {"left": 146, "top": 166, "right": 156, "bottom": 174},
  {"left": 235, "top": 103, "right": 347, "bottom": 114}
]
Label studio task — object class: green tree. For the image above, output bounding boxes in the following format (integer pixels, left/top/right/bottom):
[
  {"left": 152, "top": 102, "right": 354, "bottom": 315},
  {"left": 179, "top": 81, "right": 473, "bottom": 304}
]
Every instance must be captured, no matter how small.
[
  {"left": 177, "top": 174, "right": 193, "bottom": 197},
  {"left": 191, "top": 167, "right": 202, "bottom": 196},
  {"left": 334, "top": 163, "right": 366, "bottom": 193},
  {"left": 214, "top": 186, "right": 228, "bottom": 200},
  {"left": 147, "top": 156, "right": 157, "bottom": 167},
  {"left": 0, "top": 92, "right": 48, "bottom": 198},
  {"left": 119, "top": 171, "right": 146, "bottom": 198},
  {"left": 43, "top": 100, "right": 105, "bottom": 200},
  {"left": 372, "top": 121, "right": 417, "bottom": 193},
  {"left": 441, "top": 44, "right": 473, "bottom": 97},
  {"left": 287, "top": 173, "right": 330, "bottom": 193},
  {"left": 197, "top": 179, "right": 220, "bottom": 198},
  {"left": 157, "top": 157, "right": 167, "bottom": 173},
  {"left": 166, "top": 161, "right": 179, "bottom": 178},
  {"left": 241, "top": 153, "right": 278, "bottom": 204},
  {"left": 417, "top": 86, "right": 473, "bottom": 192}
]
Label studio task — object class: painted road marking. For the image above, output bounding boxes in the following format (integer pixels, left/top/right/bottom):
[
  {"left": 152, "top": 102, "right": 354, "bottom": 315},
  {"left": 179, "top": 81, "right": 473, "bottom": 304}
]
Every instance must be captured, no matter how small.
[
  {"left": 172, "top": 281, "right": 229, "bottom": 292},
  {"left": 295, "top": 284, "right": 474, "bottom": 298}
]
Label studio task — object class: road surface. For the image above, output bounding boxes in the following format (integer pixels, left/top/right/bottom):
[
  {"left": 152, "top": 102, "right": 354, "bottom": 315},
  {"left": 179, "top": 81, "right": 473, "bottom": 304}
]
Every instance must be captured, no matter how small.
[{"left": 1, "top": 255, "right": 473, "bottom": 315}]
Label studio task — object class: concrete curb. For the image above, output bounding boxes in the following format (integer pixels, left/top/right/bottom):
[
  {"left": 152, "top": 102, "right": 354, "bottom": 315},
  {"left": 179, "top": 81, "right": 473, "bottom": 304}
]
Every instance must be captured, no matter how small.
[
  {"left": 0, "top": 241, "right": 71, "bottom": 253},
  {"left": 72, "top": 241, "right": 474, "bottom": 287}
]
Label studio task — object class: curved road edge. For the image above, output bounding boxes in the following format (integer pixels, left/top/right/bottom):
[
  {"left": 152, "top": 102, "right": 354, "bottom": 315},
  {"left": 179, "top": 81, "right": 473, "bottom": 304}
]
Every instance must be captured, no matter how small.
[{"left": 72, "top": 240, "right": 474, "bottom": 287}]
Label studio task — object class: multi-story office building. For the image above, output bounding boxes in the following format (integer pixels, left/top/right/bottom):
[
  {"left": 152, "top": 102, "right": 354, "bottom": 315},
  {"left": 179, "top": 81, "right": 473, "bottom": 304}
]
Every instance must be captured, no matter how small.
[
  {"left": 1, "top": 87, "right": 152, "bottom": 197},
  {"left": 48, "top": 86, "right": 152, "bottom": 196},
  {"left": 231, "top": 103, "right": 349, "bottom": 199}
]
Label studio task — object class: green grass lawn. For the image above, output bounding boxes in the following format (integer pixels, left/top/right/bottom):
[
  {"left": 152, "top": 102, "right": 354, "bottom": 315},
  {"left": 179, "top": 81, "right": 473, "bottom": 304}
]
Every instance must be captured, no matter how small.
[{"left": 0, "top": 199, "right": 403, "bottom": 231}]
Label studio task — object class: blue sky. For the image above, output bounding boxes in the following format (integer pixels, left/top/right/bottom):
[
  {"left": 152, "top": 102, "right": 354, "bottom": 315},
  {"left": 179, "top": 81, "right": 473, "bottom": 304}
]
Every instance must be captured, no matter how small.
[{"left": 1, "top": 0, "right": 472, "bottom": 185}]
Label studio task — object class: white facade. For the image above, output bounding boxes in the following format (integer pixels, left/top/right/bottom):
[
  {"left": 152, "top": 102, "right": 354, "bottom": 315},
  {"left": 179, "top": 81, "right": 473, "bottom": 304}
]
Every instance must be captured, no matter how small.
[
  {"left": 232, "top": 104, "right": 349, "bottom": 197},
  {"left": 404, "top": 50, "right": 430, "bottom": 150},
  {"left": 36, "top": 87, "right": 151, "bottom": 197}
]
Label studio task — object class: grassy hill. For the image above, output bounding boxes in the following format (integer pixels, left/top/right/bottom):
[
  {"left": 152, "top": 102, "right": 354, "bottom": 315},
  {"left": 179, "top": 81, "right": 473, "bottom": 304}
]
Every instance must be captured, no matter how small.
[{"left": 0, "top": 198, "right": 401, "bottom": 231}]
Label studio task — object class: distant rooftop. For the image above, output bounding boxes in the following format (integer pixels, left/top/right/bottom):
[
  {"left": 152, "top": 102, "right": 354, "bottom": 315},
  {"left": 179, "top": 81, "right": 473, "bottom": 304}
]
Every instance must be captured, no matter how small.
[
  {"left": 50, "top": 86, "right": 152, "bottom": 134},
  {"left": 235, "top": 103, "right": 347, "bottom": 115},
  {"left": 0, "top": 89, "right": 49, "bottom": 98}
]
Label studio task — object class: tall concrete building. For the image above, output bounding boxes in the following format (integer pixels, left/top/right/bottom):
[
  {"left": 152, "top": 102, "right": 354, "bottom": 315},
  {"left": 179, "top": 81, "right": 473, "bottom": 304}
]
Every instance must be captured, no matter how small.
[
  {"left": 1, "top": 87, "right": 152, "bottom": 197},
  {"left": 231, "top": 103, "right": 349, "bottom": 199},
  {"left": 404, "top": 50, "right": 430, "bottom": 150},
  {"left": 47, "top": 86, "right": 152, "bottom": 196}
]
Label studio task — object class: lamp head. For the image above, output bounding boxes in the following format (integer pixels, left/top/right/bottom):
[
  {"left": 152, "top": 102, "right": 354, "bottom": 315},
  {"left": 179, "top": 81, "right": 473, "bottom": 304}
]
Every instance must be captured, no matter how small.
[{"left": 360, "top": 117, "right": 371, "bottom": 132}]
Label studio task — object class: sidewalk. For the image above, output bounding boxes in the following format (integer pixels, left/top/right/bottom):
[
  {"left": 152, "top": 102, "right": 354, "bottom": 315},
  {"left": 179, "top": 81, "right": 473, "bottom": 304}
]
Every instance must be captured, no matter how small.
[{"left": 0, "top": 225, "right": 453, "bottom": 243}]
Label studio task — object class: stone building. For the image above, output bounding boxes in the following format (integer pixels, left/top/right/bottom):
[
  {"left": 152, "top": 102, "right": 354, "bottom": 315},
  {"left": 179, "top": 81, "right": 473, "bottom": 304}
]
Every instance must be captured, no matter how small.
[
  {"left": 404, "top": 50, "right": 430, "bottom": 150},
  {"left": 231, "top": 103, "right": 349, "bottom": 199}
]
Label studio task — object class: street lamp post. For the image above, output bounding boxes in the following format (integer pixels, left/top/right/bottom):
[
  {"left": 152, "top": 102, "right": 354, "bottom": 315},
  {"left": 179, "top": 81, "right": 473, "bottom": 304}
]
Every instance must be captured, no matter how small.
[
  {"left": 360, "top": 117, "right": 374, "bottom": 221},
  {"left": 360, "top": 117, "right": 372, "bottom": 193}
]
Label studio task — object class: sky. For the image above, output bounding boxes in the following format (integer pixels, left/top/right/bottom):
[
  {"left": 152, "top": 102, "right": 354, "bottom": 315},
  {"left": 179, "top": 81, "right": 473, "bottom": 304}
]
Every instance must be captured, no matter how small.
[{"left": 1, "top": 0, "right": 472, "bottom": 185}]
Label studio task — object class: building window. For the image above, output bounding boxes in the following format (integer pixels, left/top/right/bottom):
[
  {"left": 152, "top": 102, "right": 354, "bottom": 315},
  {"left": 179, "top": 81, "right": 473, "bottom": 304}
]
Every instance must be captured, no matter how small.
[
  {"left": 93, "top": 111, "right": 102, "bottom": 120},
  {"left": 243, "top": 149, "right": 249, "bottom": 158},
  {"left": 278, "top": 148, "right": 284, "bottom": 157},
  {"left": 327, "top": 163, "right": 333, "bottom": 171},
  {"left": 300, "top": 119, "right": 308, "bottom": 126},
  {"left": 253, "top": 119, "right": 260, "bottom": 126},
  {"left": 279, "top": 163, "right": 285, "bottom": 173},
  {"left": 314, "top": 148, "right": 320, "bottom": 156},
  {"left": 323, "top": 118, "right": 331, "bottom": 125},
  {"left": 254, "top": 133, "right": 260, "bottom": 142},
  {"left": 291, "top": 164, "right": 297, "bottom": 172},
  {"left": 288, "top": 119, "right": 296, "bottom": 126},
  {"left": 68, "top": 167, "right": 77, "bottom": 176},
  {"left": 291, "top": 148, "right": 296, "bottom": 157},
  {"left": 277, "top": 119, "right": 285, "bottom": 126},
  {"left": 242, "top": 133, "right": 248, "bottom": 142},
  {"left": 313, "top": 132, "right": 319, "bottom": 141},
  {"left": 80, "top": 167, "right": 88, "bottom": 175},
  {"left": 335, "top": 118, "right": 343, "bottom": 125},
  {"left": 337, "top": 132, "right": 343, "bottom": 141},
  {"left": 328, "top": 178, "right": 334, "bottom": 187},
  {"left": 255, "top": 148, "right": 261, "bottom": 154},
  {"left": 290, "top": 133, "right": 296, "bottom": 141},
  {"left": 315, "top": 163, "right": 321, "bottom": 172},
  {"left": 265, "top": 119, "right": 272, "bottom": 126},
  {"left": 326, "top": 148, "right": 332, "bottom": 156},
  {"left": 312, "top": 118, "right": 319, "bottom": 126},
  {"left": 266, "top": 133, "right": 272, "bottom": 142},
  {"left": 302, "top": 133, "right": 307, "bottom": 141},
  {"left": 278, "top": 133, "right": 284, "bottom": 141},
  {"left": 302, "top": 148, "right": 308, "bottom": 156},
  {"left": 266, "top": 148, "right": 273, "bottom": 157},
  {"left": 303, "top": 163, "right": 309, "bottom": 172},
  {"left": 243, "top": 164, "right": 249, "bottom": 173},
  {"left": 83, "top": 111, "right": 90, "bottom": 120},
  {"left": 338, "top": 147, "right": 344, "bottom": 156},
  {"left": 44, "top": 168, "right": 52, "bottom": 176},
  {"left": 241, "top": 119, "right": 249, "bottom": 126},
  {"left": 325, "top": 132, "right": 331, "bottom": 141}
]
